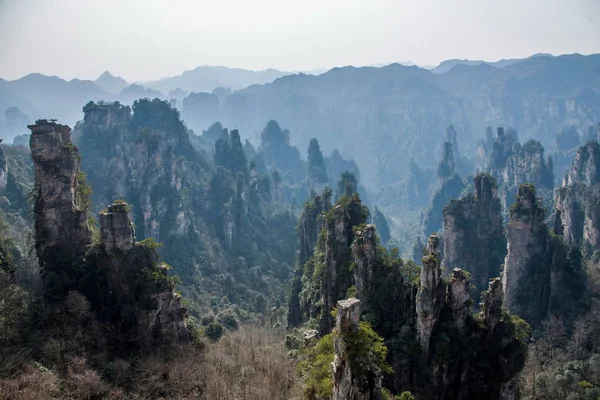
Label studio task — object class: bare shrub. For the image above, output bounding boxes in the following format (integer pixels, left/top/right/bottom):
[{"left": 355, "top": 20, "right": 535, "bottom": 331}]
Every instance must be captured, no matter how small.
[{"left": 0, "top": 362, "right": 60, "bottom": 400}]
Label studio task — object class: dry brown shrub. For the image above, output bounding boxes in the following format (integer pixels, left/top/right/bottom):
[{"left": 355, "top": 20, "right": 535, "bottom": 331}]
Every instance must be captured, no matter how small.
[
  {"left": 62, "top": 356, "right": 110, "bottom": 399},
  {"left": 133, "top": 346, "right": 205, "bottom": 399},
  {"left": 200, "top": 327, "right": 301, "bottom": 400},
  {"left": 0, "top": 362, "right": 60, "bottom": 400}
]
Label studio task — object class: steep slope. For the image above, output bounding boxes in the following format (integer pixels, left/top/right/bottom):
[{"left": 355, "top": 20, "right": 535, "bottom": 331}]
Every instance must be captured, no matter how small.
[
  {"left": 74, "top": 100, "right": 298, "bottom": 321},
  {"left": 555, "top": 141, "right": 600, "bottom": 254},
  {"left": 442, "top": 173, "right": 506, "bottom": 292},
  {"left": 295, "top": 190, "right": 528, "bottom": 399}
]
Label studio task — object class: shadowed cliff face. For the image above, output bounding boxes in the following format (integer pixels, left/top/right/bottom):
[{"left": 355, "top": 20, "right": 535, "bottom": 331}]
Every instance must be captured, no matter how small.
[
  {"left": 502, "top": 185, "right": 549, "bottom": 326},
  {"left": 296, "top": 188, "right": 528, "bottom": 399},
  {"left": 442, "top": 173, "right": 506, "bottom": 292},
  {"left": 331, "top": 298, "right": 383, "bottom": 400},
  {"left": 487, "top": 128, "right": 554, "bottom": 211},
  {"left": 556, "top": 141, "right": 600, "bottom": 254},
  {"left": 28, "top": 119, "right": 188, "bottom": 351},
  {"left": 503, "top": 184, "right": 586, "bottom": 329},
  {"left": 28, "top": 120, "right": 92, "bottom": 299}
]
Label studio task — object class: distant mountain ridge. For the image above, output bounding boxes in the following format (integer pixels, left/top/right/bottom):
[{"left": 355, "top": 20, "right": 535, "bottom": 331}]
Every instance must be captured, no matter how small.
[
  {"left": 94, "top": 71, "right": 129, "bottom": 94},
  {"left": 431, "top": 53, "right": 555, "bottom": 74},
  {"left": 140, "top": 65, "right": 290, "bottom": 94}
]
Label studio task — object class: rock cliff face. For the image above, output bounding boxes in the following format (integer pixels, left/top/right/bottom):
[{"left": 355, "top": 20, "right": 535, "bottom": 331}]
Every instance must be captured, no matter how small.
[
  {"left": 555, "top": 141, "right": 600, "bottom": 253},
  {"left": 502, "top": 185, "right": 549, "bottom": 326},
  {"left": 75, "top": 100, "right": 298, "bottom": 318},
  {"left": 503, "top": 184, "right": 585, "bottom": 328},
  {"left": 319, "top": 205, "right": 353, "bottom": 334},
  {"left": 563, "top": 141, "right": 600, "bottom": 186},
  {"left": 99, "top": 201, "right": 135, "bottom": 253},
  {"left": 488, "top": 128, "right": 554, "bottom": 211},
  {"left": 331, "top": 298, "right": 382, "bottom": 400},
  {"left": 423, "top": 139, "right": 466, "bottom": 235},
  {"left": 29, "top": 120, "right": 92, "bottom": 299},
  {"left": 351, "top": 225, "right": 377, "bottom": 306},
  {"left": 29, "top": 119, "right": 188, "bottom": 350},
  {"left": 288, "top": 189, "right": 333, "bottom": 327},
  {"left": 96, "top": 200, "right": 188, "bottom": 345},
  {"left": 0, "top": 141, "right": 7, "bottom": 190},
  {"left": 442, "top": 173, "right": 506, "bottom": 291},
  {"left": 298, "top": 190, "right": 528, "bottom": 399},
  {"left": 416, "top": 234, "right": 445, "bottom": 361}
]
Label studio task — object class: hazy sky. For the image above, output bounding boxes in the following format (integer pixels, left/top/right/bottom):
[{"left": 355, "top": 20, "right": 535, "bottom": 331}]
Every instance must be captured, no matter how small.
[{"left": 1, "top": 0, "right": 599, "bottom": 82}]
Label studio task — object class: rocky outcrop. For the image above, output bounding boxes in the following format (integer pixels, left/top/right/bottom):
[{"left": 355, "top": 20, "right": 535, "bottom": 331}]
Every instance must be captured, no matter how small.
[
  {"left": 0, "top": 141, "right": 7, "bottom": 190},
  {"left": 487, "top": 128, "right": 554, "bottom": 211},
  {"left": 296, "top": 191, "right": 528, "bottom": 399},
  {"left": 503, "top": 184, "right": 586, "bottom": 328},
  {"left": 416, "top": 234, "right": 445, "bottom": 361},
  {"left": 502, "top": 185, "right": 549, "bottom": 326},
  {"left": 443, "top": 173, "right": 506, "bottom": 291},
  {"left": 449, "top": 268, "right": 471, "bottom": 333},
  {"left": 331, "top": 298, "right": 382, "bottom": 400},
  {"left": 352, "top": 224, "right": 377, "bottom": 303},
  {"left": 423, "top": 139, "right": 466, "bottom": 235},
  {"left": 94, "top": 200, "right": 189, "bottom": 346},
  {"left": 437, "top": 142, "right": 456, "bottom": 183},
  {"left": 288, "top": 189, "right": 333, "bottom": 327},
  {"left": 555, "top": 142, "right": 600, "bottom": 253},
  {"left": 29, "top": 120, "right": 188, "bottom": 349},
  {"left": 99, "top": 201, "right": 135, "bottom": 253},
  {"left": 482, "top": 278, "right": 504, "bottom": 336},
  {"left": 563, "top": 141, "right": 600, "bottom": 186},
  {"left": 29, "top": 120, "right": 92, "bottom": 299},
  {"left": 319, "top": 205, "right": 352, "bottom": 334}
]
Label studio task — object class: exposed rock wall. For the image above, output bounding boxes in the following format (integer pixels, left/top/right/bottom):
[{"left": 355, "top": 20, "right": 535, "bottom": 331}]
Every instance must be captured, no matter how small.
[
  {"left": 98, "top": 200, "right": 188, "bottom": 345},
  {"left": 556, "top": 141, "right": 600, "bottom": 253},
  {"left": 29, "top": 119, "right": 188, "bottom": 349},
  {"left": 416, "top": 234, "right": 445, "bottom": 361},
  {"left": 487, "top": 128, "right": 554, "bottom": 211},
  {"left": 331, "top": 298, "right": 382, "bottom": 400},
  {"left": 443, "top": 173, "right": 506, "bottom": 291},
  {"left": 288, "top": 190, "right": 333, "bottom": 327},
  {"left": 0, "top": 141, "right": 7, "bottom": 190},
  {"left": 319, "top": 205, "right": 351, "bottom": 334},
  {"left": 502, "top": 185, "right": 549, "bottom": 326},
  {"left": 29, "top": 120, "right": 92, "bottom": 299},
  {"left": 352, "top": 224, "right": 377, "bottom": 304}
]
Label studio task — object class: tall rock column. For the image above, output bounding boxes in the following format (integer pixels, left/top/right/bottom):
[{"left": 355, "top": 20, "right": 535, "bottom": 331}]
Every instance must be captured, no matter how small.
[
  {"left": 443, "top": 173, "right": 505, "bottom": 291},
  {"left": 0, "top": 140, "right": 7, "bottom": 190},
  {"left": 319, "top": 205, "right": 350, "bottom": 334},
  {"left": 352, "top": 224, "right": 377, "bottom": 305},
  {"left": 416, "top": 234, "right": 445, "bottom": 361},
  {"left": 331, "top": 298, "right": 382, "bottom": 400},
  {"left": 556, "top": 142, "right": 600, "bottom": 253},
  {"left": 502, "top": 185, "right": 549, "bottom": 327},
  {"left": 29, "top": 120, "right": 92, "bottom": 299},
  {"left": 98, "top": 199, "right": 189, "bottom": 345}
]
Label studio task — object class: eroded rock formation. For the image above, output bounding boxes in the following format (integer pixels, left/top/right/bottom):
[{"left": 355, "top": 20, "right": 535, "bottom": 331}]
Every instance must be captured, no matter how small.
[
  {"left": 29, "top": 119, "right": 188, "bottom": 349},
  {"left": 502, "top": 184, "right": 549, "bottom": 326},
  {"left": 29, "top": 120, "right": 92, "bottom": 298},
  {"left": 487, "top": 127, "right": 554, "bottom": 211},
  {"left": 331, "top": 298, "right": 382, "bottom": 400},
  {"left": 416, "top": 234, "right": 445, "bottom": 361},
  {"left": 503, "top": 184, "right": 585, "bottom": 328},
  {"left": 0, "top": 141, "right": 7, "bottom": 190},
  {"left": 555, "top": 141, "right": 600, "bottom": 253},
  {"left": 443, "top": 173, "right": 506, "bottom": 291}
]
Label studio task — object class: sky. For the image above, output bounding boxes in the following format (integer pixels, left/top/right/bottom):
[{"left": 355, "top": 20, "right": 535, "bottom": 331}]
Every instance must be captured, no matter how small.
[{"left": 0, "top": 0, "right": 599, "bottom": 82}]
